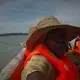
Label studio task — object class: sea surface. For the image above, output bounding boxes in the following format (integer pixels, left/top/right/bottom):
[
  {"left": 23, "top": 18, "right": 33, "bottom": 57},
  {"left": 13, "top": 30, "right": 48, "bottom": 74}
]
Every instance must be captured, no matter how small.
[{"left": 0, "top": 35, "right": 28, "bottom": 71}]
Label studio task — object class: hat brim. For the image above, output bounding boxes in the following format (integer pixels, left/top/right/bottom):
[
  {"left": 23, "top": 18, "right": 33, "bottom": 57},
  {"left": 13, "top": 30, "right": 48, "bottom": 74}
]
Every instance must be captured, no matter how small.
[
  {"left": 20, "top": 41, "right": 26, "bottom": 47},
  {"left": 26, "top": 24, "right": 80, "bottom": 51}
]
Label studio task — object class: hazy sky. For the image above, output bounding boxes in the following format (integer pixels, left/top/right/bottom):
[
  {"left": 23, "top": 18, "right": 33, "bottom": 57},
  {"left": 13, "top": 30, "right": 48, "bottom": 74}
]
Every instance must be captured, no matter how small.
[{"left": 0, "top": 0, "right": 80, "bottom": 33}]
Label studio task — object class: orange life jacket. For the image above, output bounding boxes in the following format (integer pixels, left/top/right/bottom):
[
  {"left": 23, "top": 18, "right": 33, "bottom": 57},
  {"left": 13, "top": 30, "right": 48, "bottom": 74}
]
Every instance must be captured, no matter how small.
[
  {"left": 74, "top": 37, "right": 80, "bottom": 50},
  {"left": 68, "top": 38, "right": 80, "bottom": 57},
  {"left": 11, "top": 44, "right": 80, "bottom": 80}
]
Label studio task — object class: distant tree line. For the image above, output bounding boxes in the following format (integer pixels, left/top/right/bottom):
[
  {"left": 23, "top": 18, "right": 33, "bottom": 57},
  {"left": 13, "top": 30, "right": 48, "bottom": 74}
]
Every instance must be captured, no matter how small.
[{"left": 0, "top": 33, "right": 28, "bottom": 36}]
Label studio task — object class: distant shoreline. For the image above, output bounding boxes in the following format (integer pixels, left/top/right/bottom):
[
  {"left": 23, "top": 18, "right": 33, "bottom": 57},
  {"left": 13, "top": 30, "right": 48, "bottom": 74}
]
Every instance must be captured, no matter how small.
[{"left": 0, "top": 33, "right": 28, "bottom": 36}]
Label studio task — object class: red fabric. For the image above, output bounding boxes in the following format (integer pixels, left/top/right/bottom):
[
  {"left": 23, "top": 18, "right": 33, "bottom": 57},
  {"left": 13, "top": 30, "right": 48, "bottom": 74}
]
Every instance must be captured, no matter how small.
[
  {"left": 77, "top": 40, "right": 80, "bottom": 50},
  {"left": 11, "top": 56, "right": 25, "bottom": 80},
  {"left": 33, "top": 44, "right": 80, "bottom": 80},
  {"left": 11, "top": 50, "right": 30, "bottom": 80},
  {"left": 11, "top": 44, "right": 80, "bottom": 80}
]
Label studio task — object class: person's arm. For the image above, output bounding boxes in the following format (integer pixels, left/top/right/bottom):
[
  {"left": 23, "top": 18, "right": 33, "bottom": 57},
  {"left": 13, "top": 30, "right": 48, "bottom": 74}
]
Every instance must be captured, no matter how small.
[
  {"left": 27, "top": 71, "right": 45, "bottom": 80},
  {"left": 21, "top": 55, "right": 54, "bottom": 80}
]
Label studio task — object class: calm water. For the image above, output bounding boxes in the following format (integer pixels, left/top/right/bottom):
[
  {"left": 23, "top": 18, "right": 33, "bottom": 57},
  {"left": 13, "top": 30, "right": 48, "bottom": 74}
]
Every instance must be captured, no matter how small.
[{"left": 0, "top": 35, "right": 27, "bottom": 69}]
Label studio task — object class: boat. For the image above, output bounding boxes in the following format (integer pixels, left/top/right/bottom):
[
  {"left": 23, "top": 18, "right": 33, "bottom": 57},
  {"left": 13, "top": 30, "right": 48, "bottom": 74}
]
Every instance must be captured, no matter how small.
[{"left": 0, "top": 41, "right": 26, "bottom": 80}]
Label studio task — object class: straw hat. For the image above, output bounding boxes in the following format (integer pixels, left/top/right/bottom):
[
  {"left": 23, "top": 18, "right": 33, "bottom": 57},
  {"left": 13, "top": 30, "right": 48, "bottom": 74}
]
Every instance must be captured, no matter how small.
[
  {"left": 26, "top": 16, "right": 80, "bottom": 51},
  {"left": 20, "top": 24, "right": 38, "bottom": 47}
]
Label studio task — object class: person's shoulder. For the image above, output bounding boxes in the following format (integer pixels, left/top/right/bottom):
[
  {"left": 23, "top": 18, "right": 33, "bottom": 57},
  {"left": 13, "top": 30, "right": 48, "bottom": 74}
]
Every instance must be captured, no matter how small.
[
  {"left": 31, "top": 55, "right": 49, "bottom": 62},
  {"left": 30, "top": 55, "right": 51, "bottom": 69},
  {"left": 21, "top": 55, "right": 52, "bottom": 80}
]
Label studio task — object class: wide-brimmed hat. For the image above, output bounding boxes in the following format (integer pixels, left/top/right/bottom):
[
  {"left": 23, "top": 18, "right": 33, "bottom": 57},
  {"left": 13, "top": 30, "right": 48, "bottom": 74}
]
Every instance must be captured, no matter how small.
[
  {"left": 26, "top": 17, "right": 80, "bottom": 51},
  {"left": 20, "top": 24, "right": 38, "bottom": 47}
]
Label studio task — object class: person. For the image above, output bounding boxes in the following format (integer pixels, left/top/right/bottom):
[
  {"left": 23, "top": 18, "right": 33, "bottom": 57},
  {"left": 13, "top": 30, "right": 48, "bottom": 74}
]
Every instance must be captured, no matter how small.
[{"left": 12, "top": 17, "right": 80, "bottom": 80}]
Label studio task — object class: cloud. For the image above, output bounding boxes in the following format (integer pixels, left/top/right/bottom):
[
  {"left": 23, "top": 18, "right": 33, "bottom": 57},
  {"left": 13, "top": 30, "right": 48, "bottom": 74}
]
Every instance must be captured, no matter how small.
[
  {"left": 0, "top": 0, "right": 12, "bottom": 4},
  {"left": 54, "top": 0, "right": 80, "bottom": 26},
  {"left": 0, "top": 0, "right": 80, "bottom": 33},
  {"left": 0, "top": 0, "right": 56, "bottom": 22},
  {"left": 0, "top": 17, "right": 40, "bottom": 33}
]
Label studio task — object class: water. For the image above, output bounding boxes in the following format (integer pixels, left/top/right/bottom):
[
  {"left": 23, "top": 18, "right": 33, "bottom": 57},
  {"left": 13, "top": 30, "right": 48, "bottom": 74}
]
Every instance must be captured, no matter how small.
[{"left": 0, "top": 35, "right": 28, "bottom": 70}]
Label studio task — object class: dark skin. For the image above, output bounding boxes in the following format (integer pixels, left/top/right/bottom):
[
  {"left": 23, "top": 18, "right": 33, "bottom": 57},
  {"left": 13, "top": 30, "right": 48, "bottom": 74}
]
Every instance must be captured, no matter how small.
[
  {"left": 26, "top": 29, "right": 79, "bottom": 80},
  {"left": 45, "top": 28, "right": 68, "bottom": 58},
  {"left": 27, "top": 71, "right": 46, "bottom": 80}
]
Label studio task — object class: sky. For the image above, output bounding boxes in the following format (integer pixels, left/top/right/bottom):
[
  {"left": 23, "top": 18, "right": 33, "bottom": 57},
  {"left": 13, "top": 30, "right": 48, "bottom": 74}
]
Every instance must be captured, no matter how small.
[{"left": 0, "top": 0, "right": 80, "bottom": 33}]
